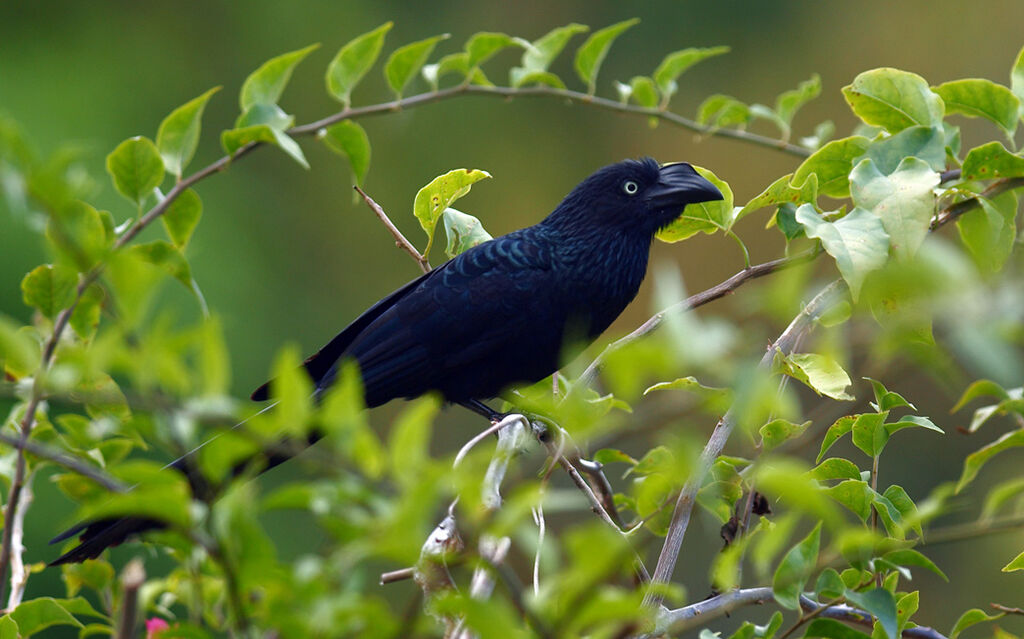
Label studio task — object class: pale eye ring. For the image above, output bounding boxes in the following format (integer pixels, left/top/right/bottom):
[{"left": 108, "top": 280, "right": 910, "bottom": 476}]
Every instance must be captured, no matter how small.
[{"left": 622, "top": 180, "right": 639, "bottom": 195}]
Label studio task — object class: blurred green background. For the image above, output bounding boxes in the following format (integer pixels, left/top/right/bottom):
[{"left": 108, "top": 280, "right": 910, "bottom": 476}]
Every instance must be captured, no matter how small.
[{"left": 2, "top": 0, "right": 1023, "bottom": 632}]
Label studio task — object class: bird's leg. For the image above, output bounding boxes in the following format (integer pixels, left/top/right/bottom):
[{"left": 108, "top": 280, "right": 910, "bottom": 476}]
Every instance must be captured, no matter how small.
[{"left": 458, "top": 399, "right": 505, "bottom": 423}]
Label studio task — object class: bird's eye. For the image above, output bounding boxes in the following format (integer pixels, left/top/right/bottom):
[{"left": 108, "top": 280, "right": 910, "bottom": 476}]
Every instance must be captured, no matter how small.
[{"left": 622, "top": 180, "right": 639, "bottom": 195}]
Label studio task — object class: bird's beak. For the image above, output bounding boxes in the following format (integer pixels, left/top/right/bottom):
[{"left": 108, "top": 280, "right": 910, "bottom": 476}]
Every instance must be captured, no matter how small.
[{"left": 646, "top": 162, "right": 723, "bottom": 208}]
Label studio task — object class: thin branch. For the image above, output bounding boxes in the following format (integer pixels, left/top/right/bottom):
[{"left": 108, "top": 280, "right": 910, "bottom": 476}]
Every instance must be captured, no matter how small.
[
  {"left": 0, "top": 431, "right": 128, "bottom": 493},
  {"left": 575, "top": 249, "right": 820, "bottom": 391},
  {"left": 643, "top": 279, "right": 846, "bottom": 609},
  {"left": 380, "top": 567, "right": 416, "bottom": 585},
  {"left": 291, "top": 84, "right": 811, "bottom": 158},
  {"left": 646, "top": 587, "right": 774, "bottom": 637},
  {"left": 576, "top": 457, "right": 626, "bottom": 530},
  {"left": 4, "top": 473, "right": 32, "bottom": 611},
  {"left": 354, "top": 185, "right": 431, "bottom": 273},
  {"left": 799, "top": 596, "right": 948, "bottom": 639},
  {"left": 114, "top": 558, "right": 145, "bottom": 639},
  {"left": 931, "top": 177, "right": 1024, "bottom": 229}
]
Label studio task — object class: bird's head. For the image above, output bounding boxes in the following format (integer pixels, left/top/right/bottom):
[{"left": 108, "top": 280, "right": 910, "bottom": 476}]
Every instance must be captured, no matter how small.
[{"left": 545, "top": 157, "right": 724, "bottom": 236}]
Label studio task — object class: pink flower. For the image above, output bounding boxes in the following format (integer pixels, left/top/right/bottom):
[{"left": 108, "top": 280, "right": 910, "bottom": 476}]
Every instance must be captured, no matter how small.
[{"left": 145, "top": 618, "right": 170, "bottom": 638}]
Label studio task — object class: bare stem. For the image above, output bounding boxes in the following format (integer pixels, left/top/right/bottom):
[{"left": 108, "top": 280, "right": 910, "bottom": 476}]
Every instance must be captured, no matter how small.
[
  {"left": 354, "top": 185, "right": 431, "bottom": 273},
  {"left": 4, "top": 473, "right": 33, "bottom": 611},
  {"left": 642, "top": 280, "right": 846, "bottom": 609},
  {"left": 0, "top": 431, "right": 127, "bottom": 493},
  {"left": 114, "top": 559, "right": 145, "bottom": 639}
]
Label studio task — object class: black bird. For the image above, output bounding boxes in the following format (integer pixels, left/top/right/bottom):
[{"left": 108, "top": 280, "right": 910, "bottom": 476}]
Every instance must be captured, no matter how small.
[{"left": 49, "top": 158, "right": 722, "bottom": 565}]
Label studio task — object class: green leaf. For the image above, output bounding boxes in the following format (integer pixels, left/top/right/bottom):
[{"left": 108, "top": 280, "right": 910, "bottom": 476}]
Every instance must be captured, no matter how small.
[
  {"left": 9, "top": 598, "right": 82, "bottom": 636},
  {"left": 592, "top": 448, "right": 637, "bottom": 466},
  {"left": 1011, "top": 44, "right": 1024, "bottom": 107},
  {"left": 442, "top": 207, "right": 492, "bottom": 258},
  {"left": 807, "top": 458, "right": 862, "bottom": 482},
  {"left": 130, "top": 240, "right": 195, "bottom": 292},
  {"left": 961, "top": 141, "right": 1024, "bottom": 180},
  {"left": 389, "top": 397, "right": 439, "bottom": 488},
  {"left": 864, "top": 377, "right": 916, "bottom": 412},
  {"left": 0, "top": 615, "right": 15, "bottom": 639},
  {"left": 628, "top": 76, "right": 659, "bottom": 109},
  {"left": 241, "top": 43, "right": 319, "bottom": 110},
  {"left": 776, "top": 74, "right": 821, "bottom": 128},
  {"left": 511, "top": 23, "right": 588, "bottom": 85},
  {"left": 656, "top": 165, "right": 734, "bottom": 242},
  {"left": 106, "top": 136, "right": 164, "bottom": 205},
  {"left": 156, "top": 86, "right": 220, "bottom": 178},
  {"left": 780, "top": 352, "right": 854, "bottom": 401},
  {"left": 883, "top": 548, "right": 947, "bottom": 580},
  {"left": 422, "top": 52, "right": 493, "bottom": 89},
  {"left": 760, "top": 419, "right": 811, "bottom": 452},
  {"left": 796, "top": 204, "right": 890, "bottom": 300},
  {"left": 509, "top": 70, "right": 566, "bottom": 89},
  {"left": 826, "top": 479, "right": 873, "bottom": 521},
  {"left": 957, "top": 429, "right": 1024, "bottom": 493},
  {"left": 842, "top": 68, "right": 944, "bottom": 133},
  {"left": 861, "top": 125, "right": 946, "bottom": 175},
  {"left": 882, "top": 484, "right": 922, "bottom": 535},
  {"left": 696, "top": 94, "right": 751, "bottom": 129},
  {"left": 952, "top": 379, "right": 1010, "bottom": 411},
  {"left": 413, "top": 168, "right": 491, "bottom": 255},
  {"left": 385, "top": 34, "right": 449, "bottom": 98},
  {"left": 22, "top": 263, "right": 77, "bottom": 319},
  {"left": 574, "top": 18, "right": 639, "bottom": 95},
  {"left": 982, "top": 477, "right": 1024, "bottom": 519},
  {"left": 0, "top": 316, "right": 41, "bottom": 376},
  {"left": 322, "top": 120, "right": 371, "bottom": 186},
  {"left": 465, "top": 32, "right": 525, "bottom": 69},
  {"left": 792, "top": 136, "right": 871, "bottom": 198},
  {"left": 951, "top": 609, "right": 1004, "bottom": 639},
  {"left": 326, "top": 24, "right": 391, "bottom": 106},
  {"left": 935, "top": 78, "right": 1020, "bottom": 138},
  {"left": 739, "top": 173, "right": 817, "bottom": 220},
  {"left": 652, "top": 46, "right": 729, "bottom": 104},
  {"left": 803, "top": 618, "right": 872, "bottom": 639},
  {"left": 162, "top": 187, "right": 202, "bottom": 248},
  {"left": 1002, "top": 549, "right": 1024, "bottom": 571},
  {"left": 849, "top": 157, "right": 939, "bottom": 260},
  {"left": 957, "top": 191, "right": 1018, "bottom": 274},
  {"left": 45, "top": 201, "right": 110, "bottom": 271},
  {"left": 844, "top": 588, "right": 898, "bottom": 639},
  {"left": 850, "top": 411, "right": 889, "bottom": 457},
  {"left": 885, "top": 414, "right": 944, "bottom": 437},
  {"left": 222, "top": 103, "right": 308, "bottom": 168},
  {"left": 643, "top": 375, "right": 731, "bottom": 401},
  {"left": 818, "top": 416, "right": 855, "bottom": 463},
  {"left": 772, "top": 521, "right": 822, "bottom": 610}
]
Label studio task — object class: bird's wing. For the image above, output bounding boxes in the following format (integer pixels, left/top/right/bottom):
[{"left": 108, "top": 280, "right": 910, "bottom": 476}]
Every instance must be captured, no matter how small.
[
  {"left": 342, "top": 232, "right": 562, "bottom": 404},
  {"left": 250, "top": 266, "right": 445, "bottom": 401}
]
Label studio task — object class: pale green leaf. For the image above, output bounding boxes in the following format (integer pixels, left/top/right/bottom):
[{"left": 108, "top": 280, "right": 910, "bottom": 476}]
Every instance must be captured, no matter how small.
[
  {"left": 156, "top": 86, "right": 219, "bottom": 178},
  {"left": 950, "top": 609, "right": 1004, "bottom": 639},
  {"left": 241, "top": 43, "right": 319, "bottom": 110},
  {"left": 9, "top": 598, "right": 82, "bottom": 636},
  {"left": 795, "top": 204, "right": 890, "bottom": 300},
  {"left": 935, "top": 78, "right": 1020, "bottom": 138},
  {"left": 465, "top": 32, "right": 525, "bottom": 69},
  {"left": 775, "top": 74, "right": 821, "bottom": 127},
  {"left": 628, "top": 75, "right": 659, "bottom": 109},
  {"left": 792, "top": 136, "right": 871, "bottom": 198},
  {"left": 385, "top": 34, "right": 449, "bottom": 98},
  {"left": 574, "top": 18, "right": 640, "bottom": 94},
  {"left": 781, "top": 352, "right": 854, "bottom": 400},
  {"left": 656, "top": 165, "right": 734, "bottom": 242},
  {"left": 849, "top": 157, "right": 939, "bottom": 260},
  {"left": 106, "top": 136, "right": 164, "bottom": 205},
  {"left": 413, "top": 168, "right": 491, "bottom": 254},
  {"left": 760, "top": 419, "right": 811, "bottom": 452},
  {"left": 0, "top": 316, "right": 40, "bottom": 376},
  {"left": 326, "top": 24, "right": 391, "bottom": 106},
  {"left": 652, "top": 46, "right": 729, "bottom": 103},
  {"left": 883, "top": 548, "right": 947, "bottom": 580},
  {"left": 861, "top": 125, "right": 946, "bottom": 175},
  {"left": 696, "top": 94, "right": 750, "bottom": 129},
  {"left": 22, "top": 263, "right": 77, "bottom": 319},
  {"left": 442, "top": 207, "right": 492, "bottom": 258},
  {"left": 1011, "top": 45, "right": 1024, "bottom": 108},
  {"left": 739, "top": 172, "right": 818, "bottom": 220},
  {"left": 322, "top": 120, "right": 371, "bottom": 186},
  {"left": 842, "top": 68, "right": 944, "bottom": 133},
  {"left": 162, "top": 187, "right": 202, "bottom": 248},
  {"left": 952, "top": 379, "right": 1010, "bottom": 412}
]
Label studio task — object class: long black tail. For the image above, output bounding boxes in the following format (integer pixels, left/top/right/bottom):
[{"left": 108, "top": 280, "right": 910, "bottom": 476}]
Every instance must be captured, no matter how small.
[{"left": 49, "top": 405, "right": 323, "bottom": 566}]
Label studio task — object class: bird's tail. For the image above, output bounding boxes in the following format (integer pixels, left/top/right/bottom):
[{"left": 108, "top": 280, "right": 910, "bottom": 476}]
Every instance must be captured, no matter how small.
[{"left": 48, "top": 402, "right": 323, "bottom": 566}]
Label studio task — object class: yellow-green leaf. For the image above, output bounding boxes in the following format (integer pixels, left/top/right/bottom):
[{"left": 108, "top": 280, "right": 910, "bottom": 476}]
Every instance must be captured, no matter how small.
[
  {"left": 385, "top": 33, "right": 449, "bottom": 98},
  {"left": 413, "top": 168, "right": 491, "bottom": 255},
  {"left": 842, "top": 68, "right": 944, "bottom": 133},
  {"left": 656, "top": 165, "right": 733, "bottom": 242},
  {"left": 106, "top": 136, "right": 164, "bottom": 205},
  {"left": 326, "top": 24, "right": 391, "bottom": 106},
  {"left": 241, "top": 43, "right": 319, "bottom": 110},
  {"left": 652, "top": 46, "right": 729, "bottom": 104},
  {"left": 156, "top": 86, "right": 220, "bottom": 178},
  {"left": 322, "top": 120, "right": 371, "bottom": 186},
  {"left": 22, "top": 264, "right": 77, "bottom": 319},
  {"left": 961, "top": 141, "right": 1024, "bottom": 180},
  {"left": 573, "top": 18, "right": 639, "bottom": 95},
  {"left": 792, "top": 136, "right": 871, "bottom": 198},
  {"left": 935, "top": 78, "right": 1020, "bottom": 139},
  {"left": 957, "top": 429, "right": 1024, "bottom": 493},
  {"left": 162, "top": 187, "right": 202, "bottom": 248}
]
